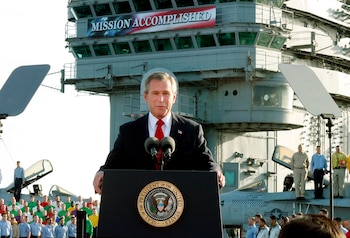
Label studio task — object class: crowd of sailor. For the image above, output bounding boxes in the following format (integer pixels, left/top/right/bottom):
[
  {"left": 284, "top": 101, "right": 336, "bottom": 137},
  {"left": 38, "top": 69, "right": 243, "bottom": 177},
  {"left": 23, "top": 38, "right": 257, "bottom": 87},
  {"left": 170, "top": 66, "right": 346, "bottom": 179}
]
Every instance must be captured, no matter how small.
[{"left": 0, "top": 195, "right": 99, "bottom": 238}]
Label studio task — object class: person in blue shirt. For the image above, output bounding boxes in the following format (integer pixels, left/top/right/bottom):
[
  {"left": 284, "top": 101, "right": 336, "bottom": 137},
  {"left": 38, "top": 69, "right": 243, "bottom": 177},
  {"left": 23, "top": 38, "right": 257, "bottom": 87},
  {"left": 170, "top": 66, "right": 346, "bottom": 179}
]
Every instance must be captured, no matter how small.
[
  {"left": 13, "top": 161, "right": 25, "bottom": 202},
  {"left": 54, "top": 217, "right": 68, "bottom": 238},
  {"left": 67, "top": 215, "right": 77, "bottom": 238},
  {"left": 245, "top": 217, "right": 258, "bottom": 238},
  {"left": 0, "top": 213, "right": 13, "bottom": 238},
  {"left": 311, "top": 146, "right": 328, "bottom": 199},
  {"left": 18, "top": 215, "right": 30, "bottom": 238},
  {"left": 30, "top": 214, "right": 42, "bottom": 238},
  {"left": 42, "top": 217, "right": 55, "bottom": 238}
]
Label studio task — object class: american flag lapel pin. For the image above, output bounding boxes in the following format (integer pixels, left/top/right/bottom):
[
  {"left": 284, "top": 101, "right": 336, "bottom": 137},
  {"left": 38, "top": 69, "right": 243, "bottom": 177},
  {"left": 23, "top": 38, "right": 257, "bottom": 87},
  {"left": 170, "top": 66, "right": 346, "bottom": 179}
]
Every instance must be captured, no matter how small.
[{"left": 178, "top": 129, "right": 183, "bottom": 135}]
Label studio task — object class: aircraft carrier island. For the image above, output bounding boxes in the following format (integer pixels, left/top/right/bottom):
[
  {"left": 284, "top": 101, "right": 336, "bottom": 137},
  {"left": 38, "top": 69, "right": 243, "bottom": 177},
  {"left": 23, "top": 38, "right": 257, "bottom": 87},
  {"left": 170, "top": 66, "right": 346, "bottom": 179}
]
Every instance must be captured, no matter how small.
[{"left": 64, "top": 0, "right": 350, "bottom": 236}]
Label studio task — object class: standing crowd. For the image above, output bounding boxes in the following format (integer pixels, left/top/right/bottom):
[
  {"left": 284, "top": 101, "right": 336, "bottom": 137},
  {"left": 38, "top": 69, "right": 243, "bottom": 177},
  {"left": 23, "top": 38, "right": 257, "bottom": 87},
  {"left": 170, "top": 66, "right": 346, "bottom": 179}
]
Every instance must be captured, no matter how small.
[
  {"left": 291, "top": 144, "right": 350, "bottom": 200},
  {"left": 0, "top": 195, "right": 99, "bottom": 238},
  {"left": 231, "top": 208, "right": 349, "bottom": 238}
]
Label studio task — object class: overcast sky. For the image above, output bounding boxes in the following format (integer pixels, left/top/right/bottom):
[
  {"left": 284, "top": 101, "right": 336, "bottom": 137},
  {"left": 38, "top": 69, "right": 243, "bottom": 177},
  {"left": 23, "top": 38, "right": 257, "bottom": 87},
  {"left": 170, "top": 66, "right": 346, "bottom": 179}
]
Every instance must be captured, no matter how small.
[{"left": 0, "top": 1, "right": 110, "bottom": 200}]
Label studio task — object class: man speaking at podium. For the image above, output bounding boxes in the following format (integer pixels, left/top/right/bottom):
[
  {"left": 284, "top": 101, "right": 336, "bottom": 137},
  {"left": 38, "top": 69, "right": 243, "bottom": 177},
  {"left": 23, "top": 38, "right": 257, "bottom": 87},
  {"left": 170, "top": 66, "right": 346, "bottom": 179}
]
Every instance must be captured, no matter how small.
[{"left": 93, "top": 71, "right": 225, "bottom": 194}]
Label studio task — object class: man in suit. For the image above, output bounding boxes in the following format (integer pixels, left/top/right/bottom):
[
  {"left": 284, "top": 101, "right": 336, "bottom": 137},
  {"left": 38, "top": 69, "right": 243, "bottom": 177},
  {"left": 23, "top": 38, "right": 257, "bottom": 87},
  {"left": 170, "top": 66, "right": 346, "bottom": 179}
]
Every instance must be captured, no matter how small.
[{"left": 93, "top": 71, "right": 225, "bottom": 194}]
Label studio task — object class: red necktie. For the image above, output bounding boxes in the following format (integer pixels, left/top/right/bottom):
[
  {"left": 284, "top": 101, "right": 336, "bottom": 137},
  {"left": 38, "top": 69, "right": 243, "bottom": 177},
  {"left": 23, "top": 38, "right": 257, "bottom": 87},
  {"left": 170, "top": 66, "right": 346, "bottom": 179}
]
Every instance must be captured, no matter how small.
[{"left": 155, "top": 119, "right": 164, "bottom": 170}]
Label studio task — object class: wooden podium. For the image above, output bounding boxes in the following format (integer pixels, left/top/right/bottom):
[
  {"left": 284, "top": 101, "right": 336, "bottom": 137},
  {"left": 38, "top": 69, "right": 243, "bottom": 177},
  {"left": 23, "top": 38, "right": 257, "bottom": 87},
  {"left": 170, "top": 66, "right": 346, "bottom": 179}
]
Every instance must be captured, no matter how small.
[{"left": 97, "top": 170, "right": 223, "bottom": 238}]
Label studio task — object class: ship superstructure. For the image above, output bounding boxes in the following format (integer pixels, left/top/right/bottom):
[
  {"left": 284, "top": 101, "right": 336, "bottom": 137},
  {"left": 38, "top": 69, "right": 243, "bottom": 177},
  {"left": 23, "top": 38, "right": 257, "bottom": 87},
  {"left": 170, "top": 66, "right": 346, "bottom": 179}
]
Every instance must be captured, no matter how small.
[{"left": 64, "top": 0, "right": 350, "bottom": 196}]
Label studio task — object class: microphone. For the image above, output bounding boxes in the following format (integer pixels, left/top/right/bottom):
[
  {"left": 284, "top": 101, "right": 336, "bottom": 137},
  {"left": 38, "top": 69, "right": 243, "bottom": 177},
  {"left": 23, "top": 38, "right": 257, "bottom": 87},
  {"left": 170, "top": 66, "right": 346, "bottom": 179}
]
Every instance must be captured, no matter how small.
[
  {"left": 144, "top": 137, "right": 160, "bottom": 157},
  {"left": 160, "top": 137, "right": 176, "bottom": 159}
]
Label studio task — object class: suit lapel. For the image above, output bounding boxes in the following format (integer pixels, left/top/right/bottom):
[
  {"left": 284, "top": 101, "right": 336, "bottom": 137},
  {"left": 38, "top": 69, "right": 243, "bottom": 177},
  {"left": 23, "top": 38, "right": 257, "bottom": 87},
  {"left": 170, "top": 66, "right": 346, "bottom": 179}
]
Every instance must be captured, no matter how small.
[
  {"left": 170, "top": 113, "right": 185, "bottom": 146},
  {"left": 141, "top": 113, "right": 150, "bottom": 138}
]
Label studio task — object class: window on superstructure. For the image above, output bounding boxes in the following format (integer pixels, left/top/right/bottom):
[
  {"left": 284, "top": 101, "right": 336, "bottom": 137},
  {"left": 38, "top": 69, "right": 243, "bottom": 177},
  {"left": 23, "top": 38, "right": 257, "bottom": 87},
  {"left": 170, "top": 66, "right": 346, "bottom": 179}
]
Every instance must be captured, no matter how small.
[
  {"left": 218, "top": 32, "right": 236, "bottom": 46},
  {"left": 72, "top": 5, "right": 93, "bottom": 19},
  {"left": 175, "top": 0, "right": 194, "bottom": 7},
  {"left": 256, "top": 32, "right": 273, "bottom": 47},
  {"left": 154, "top": 0, "right": 173, "bottom": 9},
  {"left": 133, "top": 0, "right": 152, "bottom": 11},
  {"left": 238, "top": 32, "right": 257, "bottom": 45},
  {"left": 270, "top": 36, "right": 286, "bottom": 49},
  {"left": 133, "top": 40, "right": 152, "bottom": 53},
  {"left": 174, "top": 36, "right": 194, "bottom": 49},
  {"left": 253, "top": 85, "right": 292, "bottom": 108},
  {"left": 196, "top": 34, "right": 216, "bottom": 48},
  {"left": 73, "top": 46, "right": 92, "bottom": 58},
  {"left": 93, "top": 44, "right": 112, "bottom": 56},
  {"left": 112, "top": 42, "right": 131, "bottom": 54},
  {"left": 198, "top": 0, "right": 216, "bottom": 5},
  {"left": 94, "top": 3, "right": 112, "bottom": 16},
  {"left": 240, "top": 0, "right": 254, "bottom": 2},
  {"left": 153, "top": 39, "right": 173, "bottom": 51},
  {"left": 113, "top": 2, "right": 132, "bottom": 14}
]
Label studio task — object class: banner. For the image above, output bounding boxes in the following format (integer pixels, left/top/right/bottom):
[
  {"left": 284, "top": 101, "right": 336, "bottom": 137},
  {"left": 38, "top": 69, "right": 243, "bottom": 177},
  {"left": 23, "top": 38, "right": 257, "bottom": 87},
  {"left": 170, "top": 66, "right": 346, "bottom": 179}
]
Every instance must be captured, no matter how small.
[{"left": 87, "top": 6, "right": 216, "bottom": 37}]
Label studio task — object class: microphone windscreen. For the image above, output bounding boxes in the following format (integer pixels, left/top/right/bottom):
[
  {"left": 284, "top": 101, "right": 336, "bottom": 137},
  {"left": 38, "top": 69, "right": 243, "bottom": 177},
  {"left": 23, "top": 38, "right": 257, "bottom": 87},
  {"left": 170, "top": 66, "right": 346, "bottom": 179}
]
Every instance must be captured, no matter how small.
[
  {"left": 160, "top": 136, "right": 175, "bottom": 153},
  {"left": 144, "top": 137, "right": 160, "bottom": 154}
]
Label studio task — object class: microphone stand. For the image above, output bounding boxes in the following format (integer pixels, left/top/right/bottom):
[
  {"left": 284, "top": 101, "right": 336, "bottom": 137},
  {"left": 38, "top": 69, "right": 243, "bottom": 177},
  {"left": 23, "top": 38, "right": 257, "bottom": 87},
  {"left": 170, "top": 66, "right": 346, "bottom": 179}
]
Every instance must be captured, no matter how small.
[
  {"left": 321, "top": 114, "right": 334, "bottom": 220},
  {"left": 160, "top": 152, "right": 165, "bottom": 171},
  {"left": 161, "top": 153, "right": 172, "bottom": 171}
]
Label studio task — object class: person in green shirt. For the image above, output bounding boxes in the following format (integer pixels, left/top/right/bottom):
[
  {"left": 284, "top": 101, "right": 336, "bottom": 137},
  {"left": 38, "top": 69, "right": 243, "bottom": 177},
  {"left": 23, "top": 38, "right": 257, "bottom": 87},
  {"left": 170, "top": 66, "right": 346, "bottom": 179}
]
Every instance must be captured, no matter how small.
[
  {"left": 85, "top": 214, "right": 94, "bottom": 238},
  {"left": 81, "top": 202, "right": 92, "bottom": 216}
]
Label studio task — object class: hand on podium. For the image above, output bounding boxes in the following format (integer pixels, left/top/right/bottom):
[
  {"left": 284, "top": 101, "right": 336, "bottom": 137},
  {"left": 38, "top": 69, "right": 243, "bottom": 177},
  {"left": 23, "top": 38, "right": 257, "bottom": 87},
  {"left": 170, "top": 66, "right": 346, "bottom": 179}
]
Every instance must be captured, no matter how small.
[
  {"left": 217, "top": 170, "right": 225, "bottom": 188},
  {"left": 93, "top": 171, "right": 104, "bottom": 195}
]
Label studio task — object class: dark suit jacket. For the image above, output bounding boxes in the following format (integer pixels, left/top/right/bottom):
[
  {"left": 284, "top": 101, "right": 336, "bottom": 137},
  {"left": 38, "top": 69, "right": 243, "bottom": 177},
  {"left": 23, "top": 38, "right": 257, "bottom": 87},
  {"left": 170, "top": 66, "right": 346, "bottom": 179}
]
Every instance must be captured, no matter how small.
[{"left": 101, "top": 113, "right": 220, "bottom": 172}]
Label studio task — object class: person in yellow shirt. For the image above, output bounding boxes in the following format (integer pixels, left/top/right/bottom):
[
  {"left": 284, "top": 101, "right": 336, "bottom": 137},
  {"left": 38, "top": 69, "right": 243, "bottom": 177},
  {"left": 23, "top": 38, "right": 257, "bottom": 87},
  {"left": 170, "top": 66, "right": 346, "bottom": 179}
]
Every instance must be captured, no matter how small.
[
  {"left": 10, "top": 215, "right": 19, "bottom": 238},
  {"left": 89, "top": 208, "right": 99, "bottom": 238},
  {"left": 347, "top": 153, "right": 350, "bottom": 173},
  {"left": 67, "top": 201, "right": 76, "bottom": 214},
  {"left": 332, "top": 145, "right": 348, "bottom": 198}
]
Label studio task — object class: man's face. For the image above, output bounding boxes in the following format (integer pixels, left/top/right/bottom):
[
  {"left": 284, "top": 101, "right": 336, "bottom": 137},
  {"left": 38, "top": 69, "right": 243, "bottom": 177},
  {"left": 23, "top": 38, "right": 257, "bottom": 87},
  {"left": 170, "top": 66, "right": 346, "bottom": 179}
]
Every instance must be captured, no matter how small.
[
  {"left": 248, "top": 218, "right": 254, "bottom": 226},
  {"left": 259, "top": 221, "right": 265, "bottom": 228},
  {"left": 144, "top": 79, "right": 176, "bottom": 119},
  {"left": 270, "top": 219, "right": 276, "bottom": 226},
  {"left": 298, "top": 145, "right": 302, "bottom": 152}
]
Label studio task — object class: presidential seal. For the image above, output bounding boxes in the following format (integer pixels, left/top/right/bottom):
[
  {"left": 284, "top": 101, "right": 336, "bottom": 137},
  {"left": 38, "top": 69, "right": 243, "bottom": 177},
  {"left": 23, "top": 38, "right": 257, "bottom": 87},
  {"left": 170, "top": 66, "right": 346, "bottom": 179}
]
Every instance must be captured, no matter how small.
[{"left": 137, "top": 180, "right": 184, "bottom": 227}]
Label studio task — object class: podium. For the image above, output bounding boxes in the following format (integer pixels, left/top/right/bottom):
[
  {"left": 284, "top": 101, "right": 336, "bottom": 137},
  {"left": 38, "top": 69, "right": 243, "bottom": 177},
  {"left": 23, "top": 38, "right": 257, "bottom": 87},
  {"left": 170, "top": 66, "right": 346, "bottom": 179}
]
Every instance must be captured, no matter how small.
[{"left": 97, "top": 170, "right": 223, "bottom": 238}]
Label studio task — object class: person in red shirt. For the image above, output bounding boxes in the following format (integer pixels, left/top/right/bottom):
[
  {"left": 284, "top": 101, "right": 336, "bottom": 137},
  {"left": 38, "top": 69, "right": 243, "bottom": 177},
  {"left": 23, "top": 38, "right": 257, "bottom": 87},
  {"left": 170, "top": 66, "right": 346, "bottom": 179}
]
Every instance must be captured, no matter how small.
[
  {"left": 40, "top": 195, "right": 49, "bottom": 208},
  {"left": 345, "top": 220, "right": 350, "bottom": 238},
  {"left": 0, "top": 199, "right": 8, "bottom": 214}
]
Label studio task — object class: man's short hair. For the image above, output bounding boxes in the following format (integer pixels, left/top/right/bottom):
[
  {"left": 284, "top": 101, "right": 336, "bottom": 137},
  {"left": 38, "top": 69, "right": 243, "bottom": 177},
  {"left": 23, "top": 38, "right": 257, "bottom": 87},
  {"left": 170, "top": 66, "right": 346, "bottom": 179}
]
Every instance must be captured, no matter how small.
[
  {"left": 320, "top": 208, "right": 328, "bottom": 214},
  {"left": 279, "top": 214, "right": 344, "bottom": 238},
  {"left": 260, "top": 218, "right": 266, "bottom": 224},
  {"left": 144, "top": 72, "right": 177, "bottom": 94},
  {"left": 281, "top": 216, "right": 289, "bottom": 222}
]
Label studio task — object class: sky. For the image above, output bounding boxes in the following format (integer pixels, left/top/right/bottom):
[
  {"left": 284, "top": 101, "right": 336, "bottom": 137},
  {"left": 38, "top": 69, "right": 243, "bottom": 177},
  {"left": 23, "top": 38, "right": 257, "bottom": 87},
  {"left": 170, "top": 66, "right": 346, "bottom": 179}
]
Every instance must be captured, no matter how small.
[{"left": 0, "top": 1, "right": 110, "bottom": 200}]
